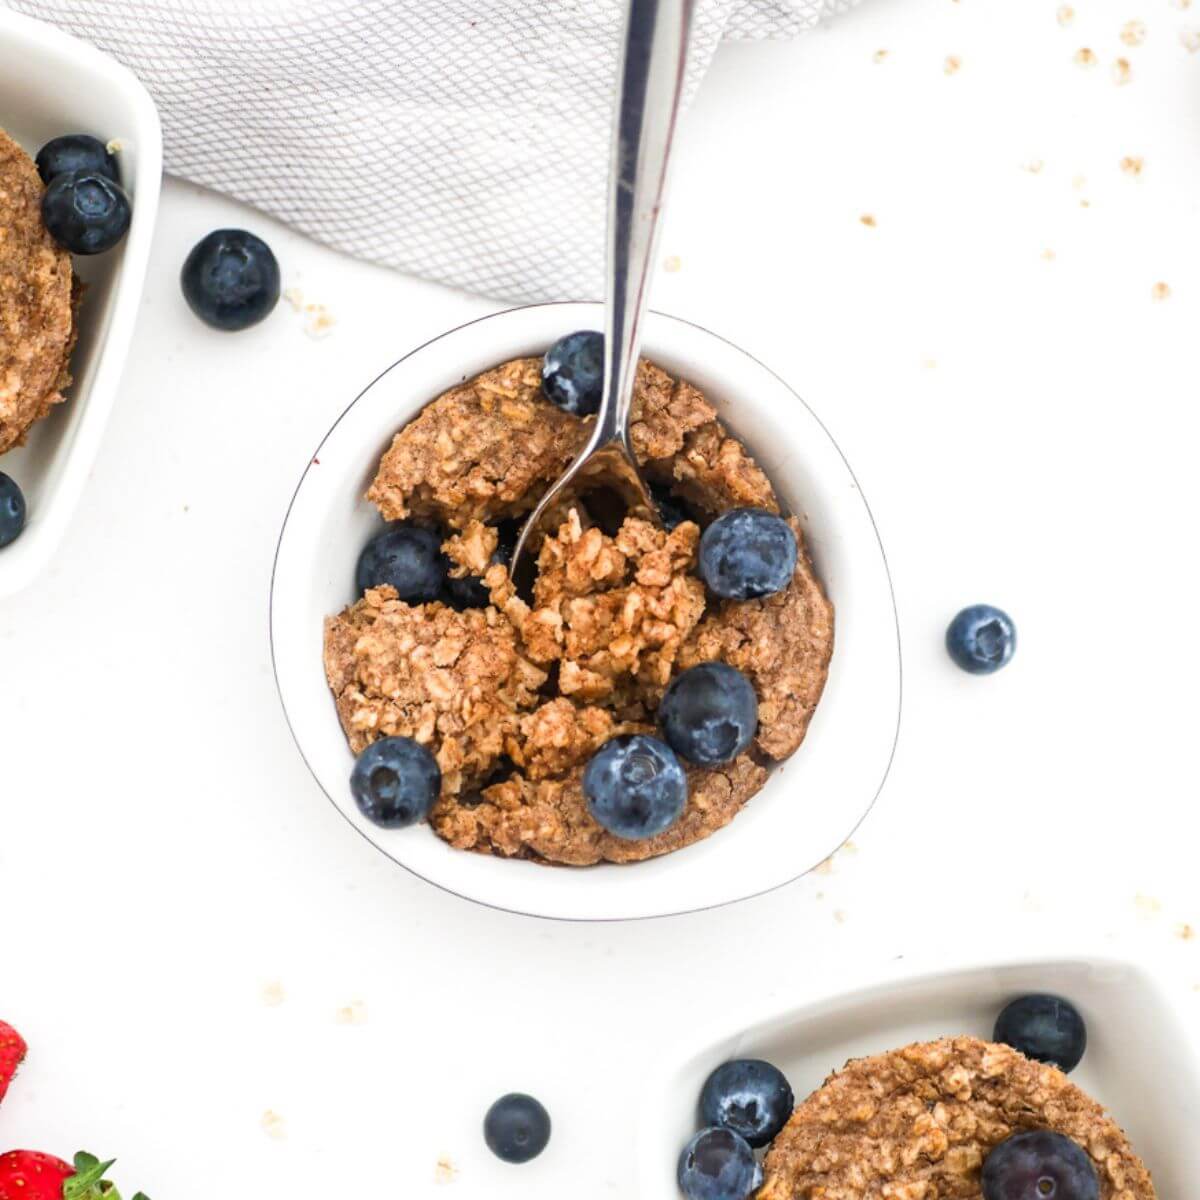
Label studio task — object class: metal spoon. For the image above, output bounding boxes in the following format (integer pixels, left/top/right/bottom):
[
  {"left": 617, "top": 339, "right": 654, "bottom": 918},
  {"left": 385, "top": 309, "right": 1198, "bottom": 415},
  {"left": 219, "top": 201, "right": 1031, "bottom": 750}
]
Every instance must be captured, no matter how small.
[{"left": 510, "top": 0, "right": 697, "bottom": 583}]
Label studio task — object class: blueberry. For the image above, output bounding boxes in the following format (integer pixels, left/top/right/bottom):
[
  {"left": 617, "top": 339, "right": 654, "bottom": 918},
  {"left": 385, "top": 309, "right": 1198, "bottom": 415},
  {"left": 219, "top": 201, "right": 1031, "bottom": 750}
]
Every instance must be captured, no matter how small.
[
  {"left": 946, "top": 604, "right": 1016, "bottom": 674},
  {"left": 36, "top": 134, "right": 119, "bottom": 186},
  {"left": 443, "top": 522, "right": 516, "bottom": 610},
  {"left": 698, "top": 509, "right": 797, "bottom": 601},
  {"left": 483, "top": 1093, "right": 551, "bottom": 1164},
  {"left": 582, "top": 734, "right": 687, "bottom": 840},
  {"left": 41, "top": 170, "right": 131, "bottom": 255},
  {"left": 651, "top": 483, "right": 690, "bottom": 532},
  {"left": 982, "top": 1130, "right": 1099, "bottom": 1200},
  {"left": 994, "top": 995, "right": 1086, "bottom": 1073},
  {"left": 542, "top": 330, "right": 604, "bottom": 416},
  {"left": 349, "top": 737, "right": 441, "bottom": 828},
  {"left": 180, "top": 229, "right": 280, "bottom": 331},
  {"left": 659, "top": 663, "right": 757, "bottom": 766},
  {"left": 0, "top": 474, "right": 27, "bottom": 549},
  {"left": 699, "top": 1058, "right": 793, "bottom": 1149},
  {"left": 356, "top": 523, "right": 448, "bottom": 603},
  {"left": 677, "top": 1127, "right": 762, "bottom": 1200}
]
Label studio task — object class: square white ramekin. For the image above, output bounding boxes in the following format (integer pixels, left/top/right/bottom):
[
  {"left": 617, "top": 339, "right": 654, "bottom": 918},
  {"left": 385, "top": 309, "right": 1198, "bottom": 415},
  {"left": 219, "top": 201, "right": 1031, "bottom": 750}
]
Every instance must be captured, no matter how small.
[
  {"left": 0, "top": 8, "right": 161, "bottom": 596},
  {"left": 636, "top": 950, "right": 1200, "bottom": 1197}
]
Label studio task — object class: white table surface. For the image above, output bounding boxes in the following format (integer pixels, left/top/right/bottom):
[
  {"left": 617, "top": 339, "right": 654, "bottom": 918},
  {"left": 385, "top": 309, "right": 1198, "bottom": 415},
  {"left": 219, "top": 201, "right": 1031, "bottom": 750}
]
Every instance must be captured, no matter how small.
[{"left": 2, "top": 1, "right": 1198, "bottom": 1197}]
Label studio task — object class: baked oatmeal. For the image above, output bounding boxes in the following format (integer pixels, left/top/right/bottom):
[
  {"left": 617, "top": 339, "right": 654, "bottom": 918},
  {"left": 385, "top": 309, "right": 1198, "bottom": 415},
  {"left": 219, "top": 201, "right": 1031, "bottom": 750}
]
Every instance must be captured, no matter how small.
[
  {"left": 760, "top": 1036, "right": 1155, "bottom": 1200},
  {"left": 0, "top": 128, "right": 76, "bottom": 455},
  {"left": 324, "top": 354, "right": 834, "bottom": 864}
]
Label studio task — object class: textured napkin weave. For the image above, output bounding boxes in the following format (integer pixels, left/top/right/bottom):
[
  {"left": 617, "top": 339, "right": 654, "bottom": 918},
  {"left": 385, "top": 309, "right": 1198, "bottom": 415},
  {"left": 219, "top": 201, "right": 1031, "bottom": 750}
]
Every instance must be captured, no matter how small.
[{"left": 7, "top": 0, "right": 852, "bottom": 301}]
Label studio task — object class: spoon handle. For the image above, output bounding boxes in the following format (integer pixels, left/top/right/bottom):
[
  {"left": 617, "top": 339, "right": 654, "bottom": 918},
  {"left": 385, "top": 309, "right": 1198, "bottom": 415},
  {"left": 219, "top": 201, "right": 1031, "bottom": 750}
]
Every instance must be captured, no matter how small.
[{"left": 598, "top": 0, "right": 697, "bottom": 450}]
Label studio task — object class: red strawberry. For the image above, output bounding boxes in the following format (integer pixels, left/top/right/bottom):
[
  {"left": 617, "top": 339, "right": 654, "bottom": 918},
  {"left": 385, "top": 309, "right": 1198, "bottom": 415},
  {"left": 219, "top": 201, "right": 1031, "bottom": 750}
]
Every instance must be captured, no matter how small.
[
  {"left": 0, "top": 1151, "right": 73, "bottom": 1200},
  {"left": 0, "top": 1151, "right": 138, "bottom": 1200},
  {"left": 0, "top": 1022, "right": 26, "bottom": 1104}
]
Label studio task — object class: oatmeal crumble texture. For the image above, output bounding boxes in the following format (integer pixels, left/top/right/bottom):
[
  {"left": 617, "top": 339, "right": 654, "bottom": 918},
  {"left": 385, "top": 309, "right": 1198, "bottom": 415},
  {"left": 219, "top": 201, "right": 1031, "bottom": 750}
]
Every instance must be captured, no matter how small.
[
  {"left": 0, "top": 128, "right": 77, "bottom": 455},
  {"left": 761, "top": 1037, "right": 1156, "bottom": 1200},
  {"left": 327, "top": 357, "right": 833, "bottom": 865}
]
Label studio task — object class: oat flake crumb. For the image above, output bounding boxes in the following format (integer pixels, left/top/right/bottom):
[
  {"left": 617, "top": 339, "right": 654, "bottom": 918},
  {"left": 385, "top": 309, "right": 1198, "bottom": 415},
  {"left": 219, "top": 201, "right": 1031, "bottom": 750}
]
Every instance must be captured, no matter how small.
[
  {"left": 944, "top": 54, "right": 962, "bottom": 74},
  {"left": 283, "top": 286, "right": 305, "bottom": 312},
  {"left": 1074, "top": 46, "right": 1098, "bottom": 66},
  {"left": 1072, "top": 174, "right": 1088, "bottom": 190},
  {"left": 261, "top": 1110, "right": 287, "bottom": 1140},
  {"left": 1120, "top": 155, "right": 1145, "bottom": 175},
  {"left": 1112, "top": 56, "right": 1133, "bottom": 83},
  {"left": 434, "top": 1156, "right": 458, "bottom": 1185},
  {"left": 262, "top": 980, "right": 285, "bottom": 1007},
  {"left": 336, "top": 999, "right": 368, "bottom": 1025},
  {"left": 1181, "top": 28, "right": 1200, "bottom": 51},
  {"left": 1151, "top": 281, "right": 1172, "bottom": 301},
  {"left": 1173, "top": 0, "right": 1193, "bottom": 8},
  {"left": 1120, "top": 19, "right": 1147, "bottom": 46},
  {"left": 1056, "top": 4, "right": 1075, "bottom": 25},
  {"left": 1041, "top": 248, "right": 1057, "bottom": 261},
  {"left": 105, "top": 137, "right": 124, "bottom": 154},
  {"left": 1177, "top": 923, "right": 1196, "bottom": 941},
  {"left": 860, "top": 214, "right": 877, "bottom": 227},
  {"left": 305, "top": 303, "right": 336, "bottom": 339},
  {"left": 873, "top": 48, "right": 889, "bottom": 63},
  {"left": 1022, "top": 157, "right": 1045, "bottom": 174}
]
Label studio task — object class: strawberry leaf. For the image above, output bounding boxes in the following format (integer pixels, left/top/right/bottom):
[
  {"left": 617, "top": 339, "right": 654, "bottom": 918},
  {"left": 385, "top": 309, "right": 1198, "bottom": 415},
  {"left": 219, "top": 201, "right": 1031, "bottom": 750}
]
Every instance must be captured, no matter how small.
[{"left": 63, "top": 1153, "right": 117, "bottom": 1200}]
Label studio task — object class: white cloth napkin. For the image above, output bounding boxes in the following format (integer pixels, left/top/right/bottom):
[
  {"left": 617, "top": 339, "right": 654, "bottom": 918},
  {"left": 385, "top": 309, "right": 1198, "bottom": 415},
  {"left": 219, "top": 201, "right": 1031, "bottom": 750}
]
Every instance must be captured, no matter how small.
[{"left": 6, "top": 0, "right": 852, "bottom": 301}]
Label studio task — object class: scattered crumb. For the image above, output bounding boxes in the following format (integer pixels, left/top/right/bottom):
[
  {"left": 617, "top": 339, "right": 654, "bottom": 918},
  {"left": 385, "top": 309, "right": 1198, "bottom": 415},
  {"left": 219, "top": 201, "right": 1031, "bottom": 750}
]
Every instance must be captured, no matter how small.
[
  {"left": 1120, "top": 155, "right": 1145, "bottom": 175},
  {"left": 336, "top": 999, "right": 368, "bottom": 1026},
  {"left": 663, "top": 254, "right": 682, "bottom": 273},
  {"left": 833, "top": 909, "right": 848, "bottom": 924},
  {"left": 813, "top": 856, "right": 835, "bottom": 875},
  {"left": 1177, "top": 923, "right": 1196, "bottom": 941},
  {"left": 921, "top": 357, "right": 938, "bottom": 369},
  {"left": 1041, "top": 248, "right": 1057, "bottom": 261},
  {"left": 873, "top": 48, "right": 889, "bottom": 63},
  {"left": 1120, "top": 19, "right": 1147, "bottom": 46},
  {"left": 1072, "top": 174, "right": 1088, "bottom": 190},
  {"left": 434, "top": 1156, "right": 458, "bottom": 1185},
  {"left": 944, "top": 54, "right": 962, "bottom": 75},
  {"left": 261, "top": 1110, "right": 287, "bottom": 1140},
  {"left": 282, "top": 286, "right": 305, "bottom": 312},
  {"left": 1135, "top": 892, "right": 1164, "bottom": 913},
  {"left": 1152, "top": 281, "right": 1172, "bottom": 301},
  {"left": 1079, "top": 198, "right": 1092, "bottom": 208},
  {"left": 304, "top": 303, "right": 336, "bottom": 339},
  {"left": 1181, "top": 28, "right": 1200, "bottom": 51},
  {"left": 1074, "top": 47, "right": 1098, "bottom": 66},
  {"left": 860, "top": 213, "right": 877, "bottom": 227},
  {"left": 842, "top": 840, "right": 859, "bottom": 854},
  {"left": 1172, "top": 0, "right": 1192, "bottom": 9},
  {"left": 1022, "top": 157, "right": 1045, "bottom": 174},
  {"left": 1056, "top": 4, "right": 1075, "bottom": 25},
  {"left": 105, "top": 137, "right": 125, "bottom": 154},
  {"left": 262, "top": 980, "right": 285, "bottom": 1007},
  {"left": 1112, "top": 56, "right": 1133, "bottom": 84}
]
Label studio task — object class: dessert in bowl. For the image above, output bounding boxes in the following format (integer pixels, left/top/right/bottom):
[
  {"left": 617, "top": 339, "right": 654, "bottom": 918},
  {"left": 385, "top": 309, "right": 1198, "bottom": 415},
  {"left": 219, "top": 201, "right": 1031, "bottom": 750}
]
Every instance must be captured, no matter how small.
[{"left": 271, "top": 302, "right": 899, "bottom": 920}]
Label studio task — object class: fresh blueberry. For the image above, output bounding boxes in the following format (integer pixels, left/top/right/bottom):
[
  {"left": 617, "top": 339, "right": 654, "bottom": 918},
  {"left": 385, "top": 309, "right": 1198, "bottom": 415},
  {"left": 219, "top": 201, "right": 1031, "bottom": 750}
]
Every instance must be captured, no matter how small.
[
  {"left": 542, "top": 330, "right": 604, "bottom": 416},
  {"left": 982, "top": 1130, "right": 1099, "bottom": 1200},
  {"left": 678, "top": 1127, "right": 762, "bottom": 1200},
  {"left": 443, "top": 522, "right": 517, "bottom": 610},
  {"left": 946, "top": 604, "right": 1016, "bottom": 674},
  {"left": 0, "top": 474, "right": 27, "bottom": 549},
  {"left": 41, "top": 170, "right": 131, "bottom": 255},
  {"left": 356, "top": 523, "right": 448, "bottom": 603},
  {"left": 651, "top": 483, "right": 690, "bottom": 532},
  {"left": 483, "top": 1093, "right": 551, "bottom": 1164},
  {"left": 699, "top": 1058, "right": 793, "bottom": 1149},
  {"left": 659, "top": 662, "right": 757, "bottom": 766},
  {"left": 36, "top": 134, "right": 119, "bottom": 185},
  {"left": 698, "top": 508, "right": 797, "bottom": 601},
  {"left": 180, "top": 229, "right": 280, "bottom": 331},
  {"left": 349, "top": 736, "right": 440, "bottom": 828},
  {"left": 994, "top": 995, "right": 1086, "bottom": 1073},
  {"left": 582, "top": 734, "right": 687, "bottom": 840}
]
